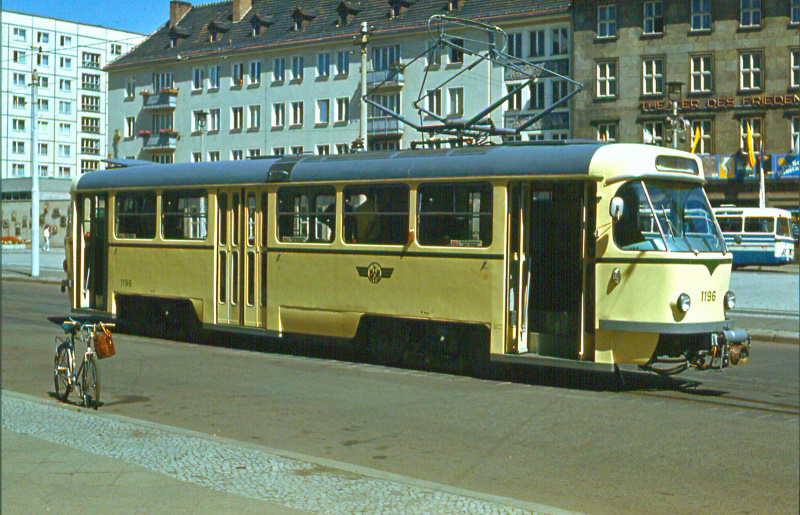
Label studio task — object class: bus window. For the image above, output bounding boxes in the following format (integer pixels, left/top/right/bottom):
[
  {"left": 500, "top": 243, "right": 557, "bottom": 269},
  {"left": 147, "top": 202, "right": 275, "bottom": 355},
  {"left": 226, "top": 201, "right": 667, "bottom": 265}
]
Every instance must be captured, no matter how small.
[
  {"left": 744, "top": 217, "right": 774, "bottom": 233},
  {"left": 343, "top": 185, "right": 409, "bottom": 245},
  {"left": 115, "top": 191, "right": 156, "bottom": 239},
  {"left": 277, "top": 186, "right": 336, "bottom": 243},
  {"left": 417, "top": 182, "right": 492, "bottom": 247},
  {"left": 162, "top": 189, "right": 208, "bottom": 240},
  {"left": 778, "top": 217, "right": 792, "bottom": 238},
  {"left": 716, "top": 216, "right": 742, "bottom": 233}
]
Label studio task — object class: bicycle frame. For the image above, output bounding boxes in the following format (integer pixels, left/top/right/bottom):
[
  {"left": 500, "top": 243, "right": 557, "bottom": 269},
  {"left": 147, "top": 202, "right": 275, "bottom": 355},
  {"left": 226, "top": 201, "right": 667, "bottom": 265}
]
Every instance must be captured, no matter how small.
[{"left": 55, "top": 322, "right": 98, "bottom": 406}]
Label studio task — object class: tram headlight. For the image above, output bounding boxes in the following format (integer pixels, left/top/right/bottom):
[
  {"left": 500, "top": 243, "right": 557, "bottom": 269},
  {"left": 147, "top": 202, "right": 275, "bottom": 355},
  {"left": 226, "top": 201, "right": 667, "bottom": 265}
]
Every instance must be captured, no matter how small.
[
  {"left": 677, "top": 293, "right": 691, "bottom": 313},
  {"left": 724, "top": 291, "right": 736, "bottom": 311},
  {"left": 611, "top": 268, "right": 621, "bottom": 285}
]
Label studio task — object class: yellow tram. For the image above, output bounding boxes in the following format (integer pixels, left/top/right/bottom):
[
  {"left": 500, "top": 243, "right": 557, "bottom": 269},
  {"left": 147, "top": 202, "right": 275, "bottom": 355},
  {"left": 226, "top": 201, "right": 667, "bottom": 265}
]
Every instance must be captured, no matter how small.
[{"left": 63, "top": 142, "right": 749, "bottom": 375}]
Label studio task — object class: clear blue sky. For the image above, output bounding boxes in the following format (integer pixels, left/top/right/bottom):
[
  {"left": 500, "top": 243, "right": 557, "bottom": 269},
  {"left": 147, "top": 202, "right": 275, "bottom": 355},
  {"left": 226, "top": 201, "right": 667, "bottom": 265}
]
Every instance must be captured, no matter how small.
[{"left": 3, "top": 0, "right": 168, "bottom": 35}]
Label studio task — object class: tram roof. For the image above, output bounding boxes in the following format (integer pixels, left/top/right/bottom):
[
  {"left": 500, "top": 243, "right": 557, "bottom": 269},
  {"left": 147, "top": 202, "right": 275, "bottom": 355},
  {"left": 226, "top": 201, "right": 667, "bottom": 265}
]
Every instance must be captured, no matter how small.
[{"left": 77, "top": 142, "right": 609, "bottom": 191}]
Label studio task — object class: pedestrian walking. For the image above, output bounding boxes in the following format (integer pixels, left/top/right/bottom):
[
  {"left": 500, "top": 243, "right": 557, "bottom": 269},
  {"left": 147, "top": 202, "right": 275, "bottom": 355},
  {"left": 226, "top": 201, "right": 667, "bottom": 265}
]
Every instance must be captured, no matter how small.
[{"left": 43, "top": 225, "right": 50, "bottom": 252}]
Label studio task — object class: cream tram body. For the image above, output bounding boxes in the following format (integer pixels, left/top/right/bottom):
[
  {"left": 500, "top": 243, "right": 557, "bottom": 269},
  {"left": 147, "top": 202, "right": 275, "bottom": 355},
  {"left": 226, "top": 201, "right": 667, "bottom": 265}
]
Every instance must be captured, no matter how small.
[{"left": 64, "top": 142, "right": 746, "bottom": 373}]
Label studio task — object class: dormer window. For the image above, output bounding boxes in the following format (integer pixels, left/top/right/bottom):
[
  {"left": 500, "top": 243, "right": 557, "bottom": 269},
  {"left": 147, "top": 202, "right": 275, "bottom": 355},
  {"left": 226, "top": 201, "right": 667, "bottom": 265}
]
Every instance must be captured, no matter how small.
[
  {"left": 388, "top": 0, "right": 415, "bottom": 19},
  {"left": 447, "top": 0, "right": 464, "bottom": 11},
  {"left": 250, "top": 13, "right": 274, "bottom": 36},
  {"left": 291, "top": 7, "right": 317, "bottom": 31},
  {"left": 169, "top": 24, "right": 191, "bottom": 48},
  {"left": 336, "top": 1, "right": 362, "bottom": 26},
  {"left": 208, "top": 19, "right": 231, "bottom": 43}
]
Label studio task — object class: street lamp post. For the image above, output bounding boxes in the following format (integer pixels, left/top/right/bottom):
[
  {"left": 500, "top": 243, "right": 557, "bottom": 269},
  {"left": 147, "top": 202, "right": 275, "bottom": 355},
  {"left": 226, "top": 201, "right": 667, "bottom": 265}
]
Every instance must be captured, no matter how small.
[
  {"left": 666, "top": 80, "right": 689, "bottom": 150},
  {"left": 31, "top": 69, "right": 40, "bottom": 277},
  {"left": 197, "top": 111, "right": 208, "bottom": 161}
]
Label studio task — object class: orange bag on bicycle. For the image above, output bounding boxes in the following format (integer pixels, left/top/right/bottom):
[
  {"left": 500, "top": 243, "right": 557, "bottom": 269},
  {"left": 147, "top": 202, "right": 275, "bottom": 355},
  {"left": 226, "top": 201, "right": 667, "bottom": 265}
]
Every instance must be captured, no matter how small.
[{"left": 94, "top": 323, "right": 115, "bottom": 359}]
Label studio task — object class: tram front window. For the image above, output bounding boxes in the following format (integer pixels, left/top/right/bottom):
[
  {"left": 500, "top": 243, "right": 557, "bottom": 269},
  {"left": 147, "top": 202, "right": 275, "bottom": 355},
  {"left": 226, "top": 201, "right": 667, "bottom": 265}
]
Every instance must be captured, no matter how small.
[{"left": 613, "top": 180, "right": 724, "bottom": 253}]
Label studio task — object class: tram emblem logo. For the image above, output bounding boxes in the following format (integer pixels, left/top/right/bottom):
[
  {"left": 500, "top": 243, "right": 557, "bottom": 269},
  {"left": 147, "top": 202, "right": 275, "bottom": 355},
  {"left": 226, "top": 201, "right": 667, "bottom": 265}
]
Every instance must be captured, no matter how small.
[{"left": 356, "top": 263, "right": 394, "bottom": 284}]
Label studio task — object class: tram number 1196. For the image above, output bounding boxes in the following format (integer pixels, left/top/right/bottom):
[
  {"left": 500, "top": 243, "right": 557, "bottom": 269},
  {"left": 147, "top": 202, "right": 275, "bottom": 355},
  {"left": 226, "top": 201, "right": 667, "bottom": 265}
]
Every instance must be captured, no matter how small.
[{"left": 700, "top": 290, "right": 716, "bottom": 302}]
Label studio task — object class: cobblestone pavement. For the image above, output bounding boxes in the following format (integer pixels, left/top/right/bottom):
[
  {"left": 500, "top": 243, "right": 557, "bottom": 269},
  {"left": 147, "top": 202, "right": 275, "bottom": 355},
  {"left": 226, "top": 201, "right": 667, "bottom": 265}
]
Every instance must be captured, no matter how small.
[{"left": 2, "top": 392, "right": 574, "bottom": 515}]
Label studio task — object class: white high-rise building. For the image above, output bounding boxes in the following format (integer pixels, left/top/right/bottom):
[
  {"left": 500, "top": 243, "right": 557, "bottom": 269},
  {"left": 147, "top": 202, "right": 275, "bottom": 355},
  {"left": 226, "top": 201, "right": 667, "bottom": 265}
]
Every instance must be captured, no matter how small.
[{"left": 1, "top": 10, "right": 145, "bottom": 245}]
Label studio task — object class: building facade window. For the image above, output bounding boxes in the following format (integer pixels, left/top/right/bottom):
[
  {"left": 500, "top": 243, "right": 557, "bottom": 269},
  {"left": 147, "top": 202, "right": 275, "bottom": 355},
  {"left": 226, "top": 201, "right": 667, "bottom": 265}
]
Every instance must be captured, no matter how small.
[
  {"left": 291, "top": 101, "right": 304, "bottom": 126},
  {"left": 232, "top": 63, "right": 244, "bottom": 86},
  {"left": 209, "top": 108, "right": 220, "bottom": 131},
  {"left": 193, "top": 68, "right": 204, "bottom": 90},
  {"left": 13, "top": 73, "right": 26, "bottom": 86},
  {"left": 643, "top": 121, "right": 663, "bottom": 146},
  {"left": 209, "top": 151, "right": 220, "bottom": 161},
  {"left": 12, "top": 141, "right": 25, "bottom": 154},
  {"left": 58, "top": 166, "right": 71, "bottom": 178},
  {"left": 81, "top": 138, "right": 100, "bottom": 155},
  {"left": 81, "top": 117, "right": 100, "bottom": 133},
  {"left": 126, "top": 77, "right": 135, "bottom": 97},
  {"left": 597, "top": 123, "right": 617, "bottom": 142},
  {"left": 529, "top": 30, "right": 545, "bottom": 56},
  {"left": 250, "top": 61, "right": 261, "bottom": 84},
  {"left": 209, "top": 66, "right": 220, "bottom": 89},
  {"left": 248, "top": 105, "right": 261, "bottom": 129},
  {"left": 739, "top": 51, "right": 762, "bottom": 91},
  {"left": 59, "top": 101, "right": 72, "bottom": 114},
  {"left": 506, "top": 85, "right": 523, "bottom": 111},
  {"left": 317, "top": 145, "right": 330, "bottom": 155},
  {"left": 13, "top": 96, "right": 26, "bottom": 109},
  {"left": 82, "top": 74, "right": 101, "bottom": 91},
  {"left": 38, "top": 31, "right": 49, "bottom": 43},
  {"left": 273, "top": 103, "right": 285, "bottom": 127},
  {"left": 691, "top": 119, "right": 713, "bottom": 154},
  {"left": 60, "top": 57, "right": 72, "bottom": 69},
  {"left": 791, "top": 49, "right": 800, "bottom": 89},
  {"left": 58, "top": 144, "right": 71, "bottom": 157},
  {"left": 126, "top": 116, "right": 135, "bottom": 137},
  {"left": 508, "top": 33, "right": 523, "bottom": 59},
  {"left": 373, "top": 45, "right": 400, "bottom": 71},
  {"left": 291, "top": 56, "right": 304, "bottom": 80},
  {"left": 60, "top": 35, "right": 71, "bottom": 47},
  {"left": 691, "top": 55, "right": 713, "bottom": 93},
  {"left": 792, "top": 0, "right": 800, "bottom": 24},
  {"left": 81, "top": 95, "right": 100, "bottom": 112},
  {"left": 552, "top": 80, "right": 568, "bottom": 104},
  {"left": 598, "top": 5, "right": 617, "bottom": 38},
  {"left": 791, "top": 116, "right": 799, "bottom": 148},
  {"left": 38, "top": 99, "right": 49, "bottom": 112},
  {"left": 248, "top": 149, "right": 261, "bottom": 158},
  {"left": 60, "top": 79, "right": 72, "bottom": 91},
  {"left": 692, "top": 0, "right": 712, "bottom": 30},
  {"left": 643, "top": 1, "right": 664, "bottom": 34},
  {"left": 13, "top": 28, "right": 27, "bottom": 41},
  {"left": 193, "top": 152, "right": 202, "bottom": 162},
  {"left": 273, "top": 147, "right": 285, "bottom": 156},
  {"left": 336, "top": 98, "right": 349, "bottom": 122},
  {"left": 317, "top": 53, "right": 330, "bottom": 78},
  {"left": 597, "top": 61, "right": 617, "bottom": 98},
  {"left": 291, "top": 146, "right": 304, "bottom": 155},
  {"left": 740, "top": 117, "right": 762, "bottom": 153},
  {"left": 12, "top": 119, "right": 25, "bottom": 131},
  {"left": 12, "top": 164, "right": 26, "bottom": 176},
  {"left": 232, "top": 150, "right": 244, "bottom": 160},
  {"left": 530, "top": 82, "right": 545, "bottom": 110},
  {"left": 449, "top": 87, "right": 464, "bottom": 115},
  {"left": 336, "top": 51, "right": 350, "bottom": 75},
  {"left": 740, "top": 0, "right": 761, "bottom": 27},
  {"left": 427, "top": 89, "right": 442, "bottom": 116},
  {"left": 449, "top": 38, "right": 464, "bottom": 64},
  {"left": 552, "top": 28, "right": 568, "bottom": 55},
  {"left": 111, "top": 43, "right": 122, "bottom": 55},
  {"left": 82, "top": 52, "right": 101, "bottom": 68},
  {"left": 152, "top": 113, "right": 173, "bottom": 133},
  {"left": 13, "top": 50, "right": 26, "bottom": 63},
  {"left": 274, "top": 58, "right": 285, "bottom": 81},
  {"left": 316, "top": 99, "right": 330, "bottom": 124},
  {"left": 231, "top": 106, "right": 244, "bottom": 130},
  {"left": 642, "top": 58, "right": 664, "bottom": 95},
  {"left": 336, "top": 144, "right": 349, "bottom": 154},
  {"left": 153, "top": 72, "right": 173, "bottom": 91},
  {"left": 59, "top": 123, "right": 71, "bottom": 135},
  {"left": 39, "top": 143, "right": 49, "bottom": 156}
]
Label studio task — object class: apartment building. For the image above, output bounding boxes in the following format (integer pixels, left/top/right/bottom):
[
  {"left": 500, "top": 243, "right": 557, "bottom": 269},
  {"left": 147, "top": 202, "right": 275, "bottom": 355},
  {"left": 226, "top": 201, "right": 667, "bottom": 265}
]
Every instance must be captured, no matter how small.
[
  {"left": 572, "top": 1, "right": 799, "bottom": 187},
  {"left": 105, "top": 0, "right": 574, "bottom": 164},
  {"left": 1, "top": 10, "right": 145, "bottom": 243}
]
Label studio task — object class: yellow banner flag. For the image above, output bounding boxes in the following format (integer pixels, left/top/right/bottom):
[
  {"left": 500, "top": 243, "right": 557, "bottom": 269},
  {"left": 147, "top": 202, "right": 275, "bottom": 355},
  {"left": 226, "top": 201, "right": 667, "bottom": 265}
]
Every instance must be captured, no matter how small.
[
  {"left": 690, "top": 126, "right": 701, "bottom": 153},
  {"left": 746, "top": 122, "right": 756, "bottom": 169}
]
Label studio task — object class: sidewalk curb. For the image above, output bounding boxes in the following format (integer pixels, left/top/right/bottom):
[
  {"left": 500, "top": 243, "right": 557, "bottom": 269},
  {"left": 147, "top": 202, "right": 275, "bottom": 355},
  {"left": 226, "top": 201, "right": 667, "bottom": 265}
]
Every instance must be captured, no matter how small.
[{"left": 747, "top": 329, "right": 800, "bottom": 345}]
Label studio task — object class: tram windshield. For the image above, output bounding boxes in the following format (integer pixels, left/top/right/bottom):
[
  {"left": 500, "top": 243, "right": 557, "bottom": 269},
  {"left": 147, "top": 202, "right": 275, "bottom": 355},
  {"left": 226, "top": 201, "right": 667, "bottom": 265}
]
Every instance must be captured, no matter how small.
[{"left": 613, "top": 180, "right": 725, "bottom": 253}]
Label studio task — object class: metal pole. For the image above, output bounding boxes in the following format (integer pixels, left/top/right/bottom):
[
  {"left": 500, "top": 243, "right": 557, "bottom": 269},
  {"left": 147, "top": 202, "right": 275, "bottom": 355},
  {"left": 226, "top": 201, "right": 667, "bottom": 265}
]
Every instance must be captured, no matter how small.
[
  {"left": 31, "top": 68, "right": 40, "bottom": 277},
  {"left": 359, "top": 22, "right": 369, "bottom": 151},
  {"left": 671, "top": 101, "right": 678, "bottom": 150}
]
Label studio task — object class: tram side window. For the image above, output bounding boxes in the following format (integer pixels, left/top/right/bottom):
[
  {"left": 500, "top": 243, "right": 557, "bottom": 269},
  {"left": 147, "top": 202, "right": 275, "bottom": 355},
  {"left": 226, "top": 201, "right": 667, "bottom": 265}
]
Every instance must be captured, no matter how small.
[
  {"left": 716, "top": 216, "right": 742, "bottom": 233},
  {"left": 343, "top": 185, "right": 409, "bottom": 245},
  {"left": 417, "top": 182, "right": 492, "bottom": 247},
  {"left": 115, "top": 191, "right": 156, "bottom": 239},
  {"left": 744, "top": 217, "right": 774, "bottom": 234},
  {"left": 162, "top": 189, "right": 208, "bottom": 240},
  {"left": 277, "top": 186, "right": 336, "bottom": 243}
]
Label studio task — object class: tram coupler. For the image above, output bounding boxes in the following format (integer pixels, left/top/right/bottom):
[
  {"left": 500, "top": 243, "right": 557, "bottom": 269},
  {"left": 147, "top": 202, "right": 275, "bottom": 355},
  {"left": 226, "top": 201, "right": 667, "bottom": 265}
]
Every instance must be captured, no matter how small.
[{"left": 692, "top": 330, "right": 750, "bottom": 370}]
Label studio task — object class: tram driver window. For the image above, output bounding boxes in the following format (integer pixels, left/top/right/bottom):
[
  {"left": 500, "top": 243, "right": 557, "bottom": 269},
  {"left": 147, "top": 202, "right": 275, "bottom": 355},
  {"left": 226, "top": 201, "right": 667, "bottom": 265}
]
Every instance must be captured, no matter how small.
[
  {"left": 277, "top": 186, "right": 335, "bottom": 243},
  {"left": 744, "top": 217, "right": 774, "bottom": 234},
  {"left": 417, "top": 182, "right": 492, "bottom": 247},
  {"left": 115, "top": 191, "right": 156, "bottom": 239},
  {"left": 162, "top": 189, "right": 208, "bottom": 240},
  {"left": 343, "top": 184, "right": 409, "bottom": 245}
]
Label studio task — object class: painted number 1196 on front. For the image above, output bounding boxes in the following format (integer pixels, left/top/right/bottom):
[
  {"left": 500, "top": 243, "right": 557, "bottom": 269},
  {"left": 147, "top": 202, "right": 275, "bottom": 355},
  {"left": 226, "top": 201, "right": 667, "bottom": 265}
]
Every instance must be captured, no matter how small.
[{"left": 700, "top": 290, "right": 716, "bottom": 302}]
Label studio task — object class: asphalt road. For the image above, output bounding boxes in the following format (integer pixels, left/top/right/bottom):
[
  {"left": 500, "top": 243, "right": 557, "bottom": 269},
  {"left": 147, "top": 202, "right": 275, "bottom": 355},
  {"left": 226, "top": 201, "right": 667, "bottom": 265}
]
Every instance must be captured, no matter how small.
[{"left": 2, "top": 280, "right": 798, "bottom": 514}]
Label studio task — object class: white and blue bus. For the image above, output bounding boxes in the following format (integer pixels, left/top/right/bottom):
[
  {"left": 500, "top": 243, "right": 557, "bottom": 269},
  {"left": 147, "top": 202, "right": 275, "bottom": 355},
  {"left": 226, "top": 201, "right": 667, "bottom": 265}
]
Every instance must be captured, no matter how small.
[{"left": 713, "top": 207, "right": 795, "bottom": 267}]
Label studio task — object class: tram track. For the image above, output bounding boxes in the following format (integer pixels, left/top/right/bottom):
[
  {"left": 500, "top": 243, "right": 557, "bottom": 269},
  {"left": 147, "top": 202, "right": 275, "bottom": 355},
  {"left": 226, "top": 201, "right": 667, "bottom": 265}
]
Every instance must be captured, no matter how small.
[{"left": 626, "top": 390, "right": 800, "bottom": 417}]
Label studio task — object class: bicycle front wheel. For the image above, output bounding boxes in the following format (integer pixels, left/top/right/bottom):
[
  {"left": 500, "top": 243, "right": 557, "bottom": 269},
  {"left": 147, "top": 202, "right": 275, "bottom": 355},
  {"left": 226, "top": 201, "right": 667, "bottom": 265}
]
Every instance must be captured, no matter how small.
[
  {"left": 54, "top": 343, "right": 72, "bottom": 401},
  {"left": 83, "top": 355, "right": 100, "bottom": 409}
]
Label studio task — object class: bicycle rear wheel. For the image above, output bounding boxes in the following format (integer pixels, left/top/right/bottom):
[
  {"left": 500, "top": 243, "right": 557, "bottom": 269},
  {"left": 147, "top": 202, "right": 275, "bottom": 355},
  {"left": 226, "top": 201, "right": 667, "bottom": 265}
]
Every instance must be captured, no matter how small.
[
  {"left": 54, "top": 343, "right": 72, "bottom": 401},
  {"left": 82, "top": 355, "right": 100, "bottom": 409}
]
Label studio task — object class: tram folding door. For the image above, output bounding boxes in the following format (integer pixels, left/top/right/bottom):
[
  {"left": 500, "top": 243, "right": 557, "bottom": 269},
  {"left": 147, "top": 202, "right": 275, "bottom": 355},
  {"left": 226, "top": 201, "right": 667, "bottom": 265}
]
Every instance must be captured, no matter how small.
[
  {"left": 506, "top": 182, "right": 585, "bottom": 359},
  {"left": 216, "top": 188, "right": 262, "bottom": 326},
  {"left": 76, "top": 193, "right": 108, "bottom": 310}
]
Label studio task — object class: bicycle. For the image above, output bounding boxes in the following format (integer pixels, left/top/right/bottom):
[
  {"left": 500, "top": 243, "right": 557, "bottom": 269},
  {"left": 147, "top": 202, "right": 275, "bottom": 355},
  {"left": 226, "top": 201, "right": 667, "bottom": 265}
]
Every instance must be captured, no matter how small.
[{"left": 53, "top": 319, "right": 114, "bottom": 409}]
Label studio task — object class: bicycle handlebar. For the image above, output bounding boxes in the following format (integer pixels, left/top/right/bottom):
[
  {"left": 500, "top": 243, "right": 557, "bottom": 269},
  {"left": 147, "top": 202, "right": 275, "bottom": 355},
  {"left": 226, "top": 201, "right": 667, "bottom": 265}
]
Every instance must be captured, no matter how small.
[{"left": 61, "top": 319, "right": 115, "bottom": 336}]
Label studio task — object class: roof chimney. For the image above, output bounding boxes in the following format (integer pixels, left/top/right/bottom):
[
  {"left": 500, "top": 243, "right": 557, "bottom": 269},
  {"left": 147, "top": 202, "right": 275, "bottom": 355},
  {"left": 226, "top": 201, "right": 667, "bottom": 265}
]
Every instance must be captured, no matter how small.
[
  {"left": 170, "top": 1, "right": 192, "bottom": 28},
  {"left": 233, "top": 0, "right": 252, "bottom": 22}
]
